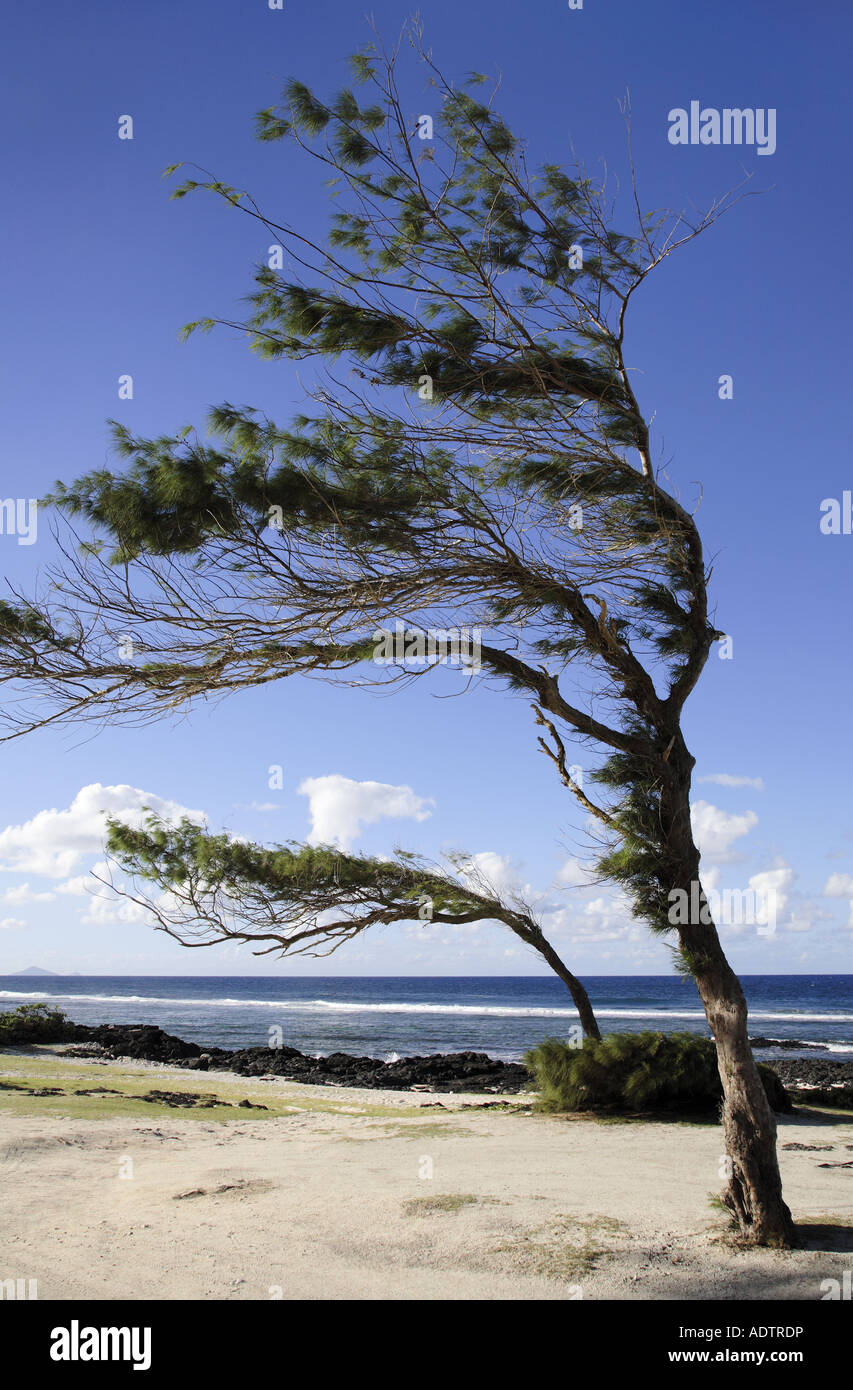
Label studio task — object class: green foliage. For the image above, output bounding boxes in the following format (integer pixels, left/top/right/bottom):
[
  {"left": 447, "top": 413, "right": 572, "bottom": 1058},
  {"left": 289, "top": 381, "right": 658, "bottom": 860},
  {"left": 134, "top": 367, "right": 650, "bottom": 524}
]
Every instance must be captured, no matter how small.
[
  {"left": 0, "top": 29, "right": 723, "bottom": 985},
  {"left": 0, "top": 1003, "right": 71, "bottom": 1044},
  {"left": 31, "top": 37, "right": 707, "bottom": 712},
  {"left": 105, "top": 815, "right": 506, "bottom": 925},
  {"left": 525, "top": 1032, "right": 791, "bottom": 1115},
  {"left": 0, "top": 600, "right": 72, "bottom": 649}
]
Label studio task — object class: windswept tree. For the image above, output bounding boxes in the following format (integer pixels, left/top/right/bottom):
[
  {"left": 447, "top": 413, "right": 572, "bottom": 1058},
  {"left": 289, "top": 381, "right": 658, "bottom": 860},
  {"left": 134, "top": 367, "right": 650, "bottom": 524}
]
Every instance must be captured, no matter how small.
[
  {"left": 101, "top": 826, "right": 602, "bottom": 1041},
  {"left": 0, "top": 25, "right": 792, "bottom": 1244}
]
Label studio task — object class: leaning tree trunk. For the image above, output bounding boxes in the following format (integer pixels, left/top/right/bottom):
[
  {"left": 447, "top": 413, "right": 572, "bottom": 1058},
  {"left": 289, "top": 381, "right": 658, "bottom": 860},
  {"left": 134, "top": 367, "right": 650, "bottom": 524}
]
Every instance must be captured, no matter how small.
[
  {"left": 500, "top": 908, "right": 602, "bottom": 1040},
  {"left": 526, "top": 926, "right": 602, "bottom": 1040},
  {"left": 687, "top": 943, "right": 794, "bottom": 1245},
  {"left": 543, "top": 948, "right": 602, "bottom": 1041},
  {"left": 665, "top": 737, "right": 795, "bottom": 1247}
]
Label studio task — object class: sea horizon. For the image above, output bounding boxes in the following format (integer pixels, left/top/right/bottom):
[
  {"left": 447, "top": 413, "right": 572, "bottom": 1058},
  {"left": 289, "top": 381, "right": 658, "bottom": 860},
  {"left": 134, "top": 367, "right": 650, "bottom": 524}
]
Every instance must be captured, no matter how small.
[{"left": 3, "top": 973, "right": 851, "bottom": 1063}]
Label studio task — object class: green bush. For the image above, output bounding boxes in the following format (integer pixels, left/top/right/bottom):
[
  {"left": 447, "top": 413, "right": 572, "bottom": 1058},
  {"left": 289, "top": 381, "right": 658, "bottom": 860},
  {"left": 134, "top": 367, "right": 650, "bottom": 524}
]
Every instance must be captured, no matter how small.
[
  {"left": 525, "top": 1031, "right": 791, "bottom": 1115},
  {"left": 0, "top": 1002, "right": 71, "bottom": 1044}
]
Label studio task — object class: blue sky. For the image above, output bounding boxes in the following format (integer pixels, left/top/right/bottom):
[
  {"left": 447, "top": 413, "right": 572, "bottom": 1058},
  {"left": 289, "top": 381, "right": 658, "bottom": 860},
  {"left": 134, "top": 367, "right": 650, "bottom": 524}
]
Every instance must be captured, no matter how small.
[{"left": 0, "top": 0, "right": 851, "bottom": 977}]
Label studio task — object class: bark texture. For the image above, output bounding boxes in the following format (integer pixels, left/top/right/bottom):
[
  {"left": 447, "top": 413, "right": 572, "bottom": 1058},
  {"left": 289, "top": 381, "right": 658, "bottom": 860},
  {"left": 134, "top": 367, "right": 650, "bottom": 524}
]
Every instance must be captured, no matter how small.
[{"left": 666, "top": 738, "right": 795, "bottom": 1246}]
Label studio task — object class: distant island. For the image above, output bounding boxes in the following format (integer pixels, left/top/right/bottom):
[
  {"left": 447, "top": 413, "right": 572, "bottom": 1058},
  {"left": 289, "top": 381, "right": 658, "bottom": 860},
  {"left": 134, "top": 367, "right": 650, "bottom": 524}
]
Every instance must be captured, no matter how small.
[{"left": 2, "top": 966, "right": 75, "bottom": 977}]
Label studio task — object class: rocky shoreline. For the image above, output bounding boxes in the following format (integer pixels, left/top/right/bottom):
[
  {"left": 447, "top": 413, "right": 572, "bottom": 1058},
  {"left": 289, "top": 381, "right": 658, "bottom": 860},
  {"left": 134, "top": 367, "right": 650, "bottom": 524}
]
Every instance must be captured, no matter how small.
[
  {"left": 14, "top": 1020, "right": 853, "bottom": 1099},
  {"left": 56, "top": 1023, "right": 531, "bottom": 1093}
]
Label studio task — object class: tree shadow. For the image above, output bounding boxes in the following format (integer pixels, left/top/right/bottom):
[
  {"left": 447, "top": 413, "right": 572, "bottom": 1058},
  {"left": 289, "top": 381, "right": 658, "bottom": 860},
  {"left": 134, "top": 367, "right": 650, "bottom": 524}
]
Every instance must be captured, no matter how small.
[
  {"left": 780, "top": 1104, "right": 853, "bottom": 1128},
  {"left": 795, "top": 1221, "right": 853, "bottom": 1254}
]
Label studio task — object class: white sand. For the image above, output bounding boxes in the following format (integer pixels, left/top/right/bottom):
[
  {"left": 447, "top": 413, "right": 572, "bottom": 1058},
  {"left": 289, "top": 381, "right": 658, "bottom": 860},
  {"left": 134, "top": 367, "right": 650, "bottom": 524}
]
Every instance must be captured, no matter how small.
[{"left": 1, "top": 1051, "right": 851, "bottom": 1300}]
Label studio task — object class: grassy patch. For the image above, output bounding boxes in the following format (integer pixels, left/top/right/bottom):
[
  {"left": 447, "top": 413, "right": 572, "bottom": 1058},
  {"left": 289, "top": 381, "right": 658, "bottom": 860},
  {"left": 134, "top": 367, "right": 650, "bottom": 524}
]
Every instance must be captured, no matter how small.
[
  {"left": 706, "top": 1192, "right": 738, "bottom": 1230},
  {"left": 0, "top": 1088, "right": 241, "bottom": 1123},
  {"left": 547, "top": 1108, "right": 717, "bottom": 1128},
  {"left": 492, "top": 1213, "right": 628, "bottom": 1283},
  {"left": 364, "top": 1120, "right": 479, "bottom": 1139},
  {"left": 403, "top": 1192, "right": 497, "bottom": 1216},
  {"left": 0, "top": 1054, "right": 435, "bottom": 1124},
  {"left": 787, "top": 1104, "right": 853, "bottom": 1123}
]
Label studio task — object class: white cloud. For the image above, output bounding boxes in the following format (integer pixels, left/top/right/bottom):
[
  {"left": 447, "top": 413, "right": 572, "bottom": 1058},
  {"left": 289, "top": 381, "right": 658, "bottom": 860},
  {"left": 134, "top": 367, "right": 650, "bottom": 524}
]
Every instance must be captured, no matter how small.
[
  {"left": 80, "top": 893, "right": 153, "bottom": 927},
  {"left": 700, "top": 865, "right": 720, "bottom": 894},
  {"left": 557, "top": 858, "right": 593, "bottom": 887},
  {"left": 457, "top": 851, "right": 524, "bottom": 900},
  {"left": 821, "top": 872, "right": 853, "bottom": 930},
  {"left": 297, "top": 775, "right": 434, "bottom": 849},
  {"left": 0, "top": 917, "right": 26, "bottom": 930},
  {"left": 56, "top": 861, "right": 181, "bottom": 928},
  {"left": 697, "top": 774, "right": 764, "bottom": 790},
  {"left": 56, "top": 861, "right": 112, "bottom": 898},
  {"left": 540, "top": 883, "right": 635, "bottom": 946},
  {"left": 56, "top": 875, "right": 92, "bottom": 897},
  {"left": 0, "top": 784, "right": 205, "bottom": 879},
  {"left": 584, "top": 896, "right": 614, "bottom": 916},
  {"left": 691, "top": 800, "right": 758, "bottom": 861},
  {"left": 2, "top": 883, "right": 55, "bottom": 903},
  {"left": 748, "top": 864, "right": 794, "bottom": 923}
]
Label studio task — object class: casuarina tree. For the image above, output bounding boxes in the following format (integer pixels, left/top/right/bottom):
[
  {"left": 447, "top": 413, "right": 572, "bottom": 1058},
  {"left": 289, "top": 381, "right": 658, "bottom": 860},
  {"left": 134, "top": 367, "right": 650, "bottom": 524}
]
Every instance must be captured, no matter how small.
[{"left": 0, "top": 23, "right": 792, "bottom": 1244}]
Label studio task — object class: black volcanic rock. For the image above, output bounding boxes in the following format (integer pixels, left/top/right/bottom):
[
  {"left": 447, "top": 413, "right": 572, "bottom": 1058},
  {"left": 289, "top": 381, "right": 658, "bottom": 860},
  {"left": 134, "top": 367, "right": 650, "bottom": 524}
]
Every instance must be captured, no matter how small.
[
  {"left": 207, "top": 1044, "right": 529, "bottom": 1093},
  {"left": 9, "top": 1015, "right": 852, "bottom": 1102},
  {"left": 46, "top": 1023, "right": 530, "bottom": 1093},
  {"left": 68, "top": 1023, "right": 205, "bottom": 1064},
  {"left": 768, "top": 1057, "right": 853, "bottom": 1089}
]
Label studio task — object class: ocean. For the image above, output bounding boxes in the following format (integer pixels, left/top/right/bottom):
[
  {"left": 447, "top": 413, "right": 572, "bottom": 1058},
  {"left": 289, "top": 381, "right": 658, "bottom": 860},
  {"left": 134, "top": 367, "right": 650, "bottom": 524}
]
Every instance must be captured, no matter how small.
[{"left": 1, "top": 974, "right": 851, "bottom": 1063}]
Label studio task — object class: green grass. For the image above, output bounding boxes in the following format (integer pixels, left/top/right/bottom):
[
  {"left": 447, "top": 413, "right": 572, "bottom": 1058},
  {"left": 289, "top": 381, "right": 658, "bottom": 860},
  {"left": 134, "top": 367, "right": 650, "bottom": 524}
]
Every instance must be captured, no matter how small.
[
  {"left": 362, "top": 1120, "right": 480, "bottom": 1139},
  {"left": 0, "top": 1053, "right": 440, "bottom": 1124},
  {"left": 403, "top": 1193, "right": 499, "bottom": 1216},
  {"left": 788, "top": 1103, "right": 853, "bottom": 1122}
]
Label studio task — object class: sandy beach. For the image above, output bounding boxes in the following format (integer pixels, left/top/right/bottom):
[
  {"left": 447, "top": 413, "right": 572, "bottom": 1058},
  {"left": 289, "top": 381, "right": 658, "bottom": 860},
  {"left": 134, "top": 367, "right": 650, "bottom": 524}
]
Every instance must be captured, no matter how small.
[{"left": 1, "top": 1045, "right": 852, "bottom": 1301}]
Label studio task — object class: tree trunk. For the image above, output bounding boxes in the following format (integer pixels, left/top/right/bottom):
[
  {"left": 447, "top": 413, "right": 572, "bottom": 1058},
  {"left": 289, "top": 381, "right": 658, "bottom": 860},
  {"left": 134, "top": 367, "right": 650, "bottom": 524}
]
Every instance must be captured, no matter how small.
[
  {"left": 686, "top": 935, "right": 795, "bottom": 1246},
  {"left": 663, "top": 736, "right": 794, "bottom": 1246},
  {"left": 532, "top": 933, "right": 602, "bottom": 1040}
]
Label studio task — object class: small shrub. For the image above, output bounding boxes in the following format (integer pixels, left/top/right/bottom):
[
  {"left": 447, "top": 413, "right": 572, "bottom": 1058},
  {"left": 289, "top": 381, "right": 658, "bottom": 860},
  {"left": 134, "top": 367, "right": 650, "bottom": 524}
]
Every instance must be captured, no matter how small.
[
  {"left": 758, "top": 1065, "right": 792, "bottom": 1113},
  {"left": 525, "top": 1031, "right": 791, "bottom": 1115},
  {"left": 0, "top": 1003, "right": 71, "bottom": 1044}
]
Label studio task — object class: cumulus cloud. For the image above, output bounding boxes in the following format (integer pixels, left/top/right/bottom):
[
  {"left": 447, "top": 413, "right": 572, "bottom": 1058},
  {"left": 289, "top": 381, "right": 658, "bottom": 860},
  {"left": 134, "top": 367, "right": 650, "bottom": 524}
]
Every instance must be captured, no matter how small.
[
  {"left": 696, "top": 773, "right": 764, "bottom": 791},
  {"left": 54, "top": 860, "right": 181, "bottom": 928},
  {"left": 823, "top": 873, "right": 853, "bottom": 897},
  {"left": 700, "top": 865, "right": 721, "bottom": 895},
  {"left": 557, "top": 858, "right": 594, "bottom": 887},
  {"left": 55, "top": 875, "right": 93, "bottom": 897},
  {"left": 748, "top": 864, "right": 794, "bottom": 924},
  {"left": 80, "top": 892, "right": 154, "bottom": 927},
  {"left": 297, "top": 775, "right": 434, "bottom": 849},
  {"left": 821, "top": 872, "right": 853, "bottom": 930},
  {"left": 690, "top": 801, "right": 758, "bottom": 861},
  {"left": 2, "top": 883, "right": 55, "bottom": 903},
  {"left": 0, "top": 917, "right": 26, "bottom": 930},
  {"left": 541, "top": 883, "right": 636, "bottom": 946},
  {"left": 457, "top": 850, "right": 525, "bottom": 900},
  {"left": 0, "top": 784, "right": 205, "bottom": 879},
  {"left": 56, "top": 861, "right": 112, "bottom": 898}
]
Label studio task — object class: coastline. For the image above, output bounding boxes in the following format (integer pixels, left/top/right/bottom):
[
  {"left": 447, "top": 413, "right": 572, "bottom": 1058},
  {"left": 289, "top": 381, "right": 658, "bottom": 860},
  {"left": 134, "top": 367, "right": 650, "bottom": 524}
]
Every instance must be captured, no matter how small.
[
  {"left": 2, "top": 1044, "right": 852, "bottom": 1301},
  {"left": 10, "top": 1017, "right": 853, "bottom": 1099}
]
